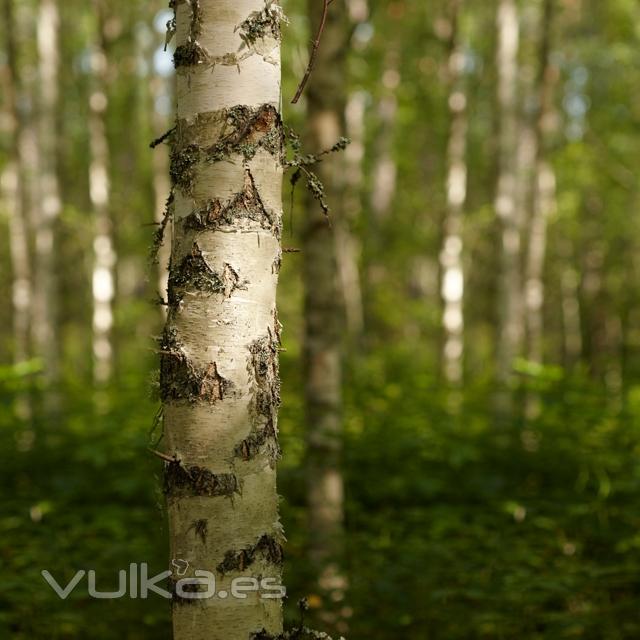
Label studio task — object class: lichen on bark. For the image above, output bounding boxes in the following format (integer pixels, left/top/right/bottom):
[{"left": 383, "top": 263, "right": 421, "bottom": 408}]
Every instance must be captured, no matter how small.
[
  {"left": 237, "top": 1, "right": 287, "bottom": 48},
  {"left": 167, "top": 243, "right": 246, "bottom": 306},
  {"left": 170, "top": 105, "right": 284, "bottom": 196},
  {"left": 173, "top": 0, "right": 207, "bottom": 68}
]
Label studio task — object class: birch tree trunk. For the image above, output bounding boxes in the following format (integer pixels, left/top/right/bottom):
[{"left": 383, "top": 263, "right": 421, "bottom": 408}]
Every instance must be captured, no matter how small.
[
  {"left": 370, "top": 52, "right": 399, "bottom": 221},
  {"left": 525, "top": 0, "right": 556, "bottom": 368},
  {"left": 33, "top": 0, "right": 62, "bottom": 394},
  {"left": 337, "top": 91, "right": 365, "bottom": 337},
  {"left": 2, "top": 0, "right": 32, "bottom": 373},
  {"left": 494, "top": 0, "right": 522, "bottom": 390},
  {"left": 440, "top": 0, "right": 468, "bottom": 385},
  {"left": 303, "top": 0, "right": 348, "bottom": 626},
  {"left": 89, "top": 1, "right": 116, "bottom": 384},
  {"left": 160, "top": 2, "right": 285, "bottom": 638}
]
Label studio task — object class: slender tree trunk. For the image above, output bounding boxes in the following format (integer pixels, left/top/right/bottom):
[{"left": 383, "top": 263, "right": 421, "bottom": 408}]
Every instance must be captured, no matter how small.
[
  {"left": 303, "top": 0, "right": 348, "bottom": 628},
  {"left": 89, "top": 1, "right": 116, "bottom": 384},
  {"left": 33, "top": 0, "right": 62, "bottom": 396},
  {"left": 3, "top": 0, "right": 31, "bottom": 370},
  {"left": 364, "top": 48, "right": 399, "bottom": 328},
  {"left": 525, "top": 0, "right": 556, "bottom": 369},
  {"left": 160, "top": 2, "right": 285, "bottom": 638},
  {"left": 494, "top": 0, "right": 522, "bottom": 390},
  {"left": 337, "top": 91, "right": 365, "bottom": 337},
  {"left": 336, "top": 0, "right": 367, "bottom": 339},
  {"left": 369, "top": 52, "right": 399, "bottom": 220},
  {"left": 440, "top": 0, "right": 468, "bottom": 385}
]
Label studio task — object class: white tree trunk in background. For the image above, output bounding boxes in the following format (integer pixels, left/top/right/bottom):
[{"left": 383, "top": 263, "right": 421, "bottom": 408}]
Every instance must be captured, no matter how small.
[
  {"left": 34, "top": 0, "right": 62, "bottom": 394},
  {"left": 440, "top": 0, "right": 468, "bottom": 385},
  {"left": 303, "top": 0, "right": 349, "bottom": 631},
  {"left": 370, "top": 52, "right": 399, "bottom": 220},
  {"left": 495, "top": 0, "right": 522, "bottom": 389},
  {"left": 3, "top": 0, "right": 31, "bottom": 374},
  {"left": 338, "top": 91, "right": 365, "bottom": 336},
  {"left": 526, "top": 0, "right": 556, "bottom": 368},
  {"left": 160, "top": 1, "right": 285, "bottom": 638},
  {"left": 89, "top": 4, "right": 116, "bottom": 384}
]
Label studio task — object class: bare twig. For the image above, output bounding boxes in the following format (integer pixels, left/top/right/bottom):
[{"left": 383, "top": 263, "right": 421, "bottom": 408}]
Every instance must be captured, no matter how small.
[
  {"left": 291, "top": 0, "right": 334, "bottom": 104},
  {"left": 148, "top": 448, "right": 179, "bottom": 463},
  {"left": 150, "top": 126, "right": 176, "bottom": 149}
]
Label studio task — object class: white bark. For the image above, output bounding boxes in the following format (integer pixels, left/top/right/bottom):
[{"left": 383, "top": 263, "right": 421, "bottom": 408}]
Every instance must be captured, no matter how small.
[
  {"left": 525, "top": 0, "right": 557, "bottom": 368},
  {"left": 337, "top": 91, "right": 366, "bottom": 336},
  {"left": 370, "top": 52, "right": 399, "bottom": 220},
  {"left": 2, "top": 0, "right": 31, "bottom": 372},
  {"left": 33, "top": 0, "right": 62, "bottom": 392},
  {"left": 440, "top": 0, "right": 468, "bottom": 385},
  {"left": 89, "top": 6, "right": 116, "bottom": 384},
  {"left": 495, "top": 0, "right": 523, "bottom": 387},
  {"left": 161, "top": 2, "right": 284, "bottom": 638}
]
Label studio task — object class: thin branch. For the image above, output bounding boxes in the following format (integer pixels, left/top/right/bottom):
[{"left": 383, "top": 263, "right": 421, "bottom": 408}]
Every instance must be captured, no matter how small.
[
  {"left": 150, "top": 126, "right": 176, "bottom": 149},
  {"left": 291, "top": 0, "right": 334, "bottom": 104},
  {"left": 148, "top": 448, "right": 180, "bottom": 464}
]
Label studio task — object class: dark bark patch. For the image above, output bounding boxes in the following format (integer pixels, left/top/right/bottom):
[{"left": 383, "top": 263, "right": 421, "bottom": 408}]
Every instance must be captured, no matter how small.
[
  {"left": 168, "top": 243, "right": 246, "bottom": 306},
  {"left": 234, "top": 418, "right": 280, "bottom": 465},
  {"left": 167, "top": 576, "right": 206, "bottom": 606},
  {"left": 173, "top": 41, "right": 209, "bottom": 68},
  {"left": 150, "top": 190, "right": 174, "bottom": 265},
  {"left": 175, "top": 104, "right": 284, "bottom": 168},
  {"left": 209, "top": 105, "right": 283, "bottom": 162},
  {"left": 249, "top": 331, "right": 281, "bottom": 419},
  {"left": 238, "top": 2, "right": 285, "bottom": 48},
  {"left": 164, "top": 460, "right": 239, "bottom": 498},
  {"left": 217, "top": 534, "right": 284, "bottom": 575},
  {"left": 189, "top": 518, "right": 208, "bottom": 544},
  {"left": 159, "top": 326, "right": 233, "bottom": 403},
  {"left": 182, "top": 168, "right": 279, "bottom": 235},
  {"left": 172, "top": 0, "right": 207, "bottom": 68},
  {"left": 170, "top": 142, "right": 199, "bottom": 195}
]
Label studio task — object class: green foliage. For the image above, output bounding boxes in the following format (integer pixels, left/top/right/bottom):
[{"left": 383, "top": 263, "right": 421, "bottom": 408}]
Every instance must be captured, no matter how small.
[{"left": 2, "top": 0, "right": 640, "bottom": 638}]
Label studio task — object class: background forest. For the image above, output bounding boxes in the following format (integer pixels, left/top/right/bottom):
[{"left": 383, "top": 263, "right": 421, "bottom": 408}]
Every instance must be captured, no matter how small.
[{"left": 2, "top": 0, "right": 640, "bottom": 638}]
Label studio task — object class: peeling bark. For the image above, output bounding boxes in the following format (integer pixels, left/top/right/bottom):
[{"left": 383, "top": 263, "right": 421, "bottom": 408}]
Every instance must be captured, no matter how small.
[
  {"left": 217, "top": 534, "right": 284, "bottom": 574},
  {"left": 160, "top": 2, "right": 285, "bottom": 638}
]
